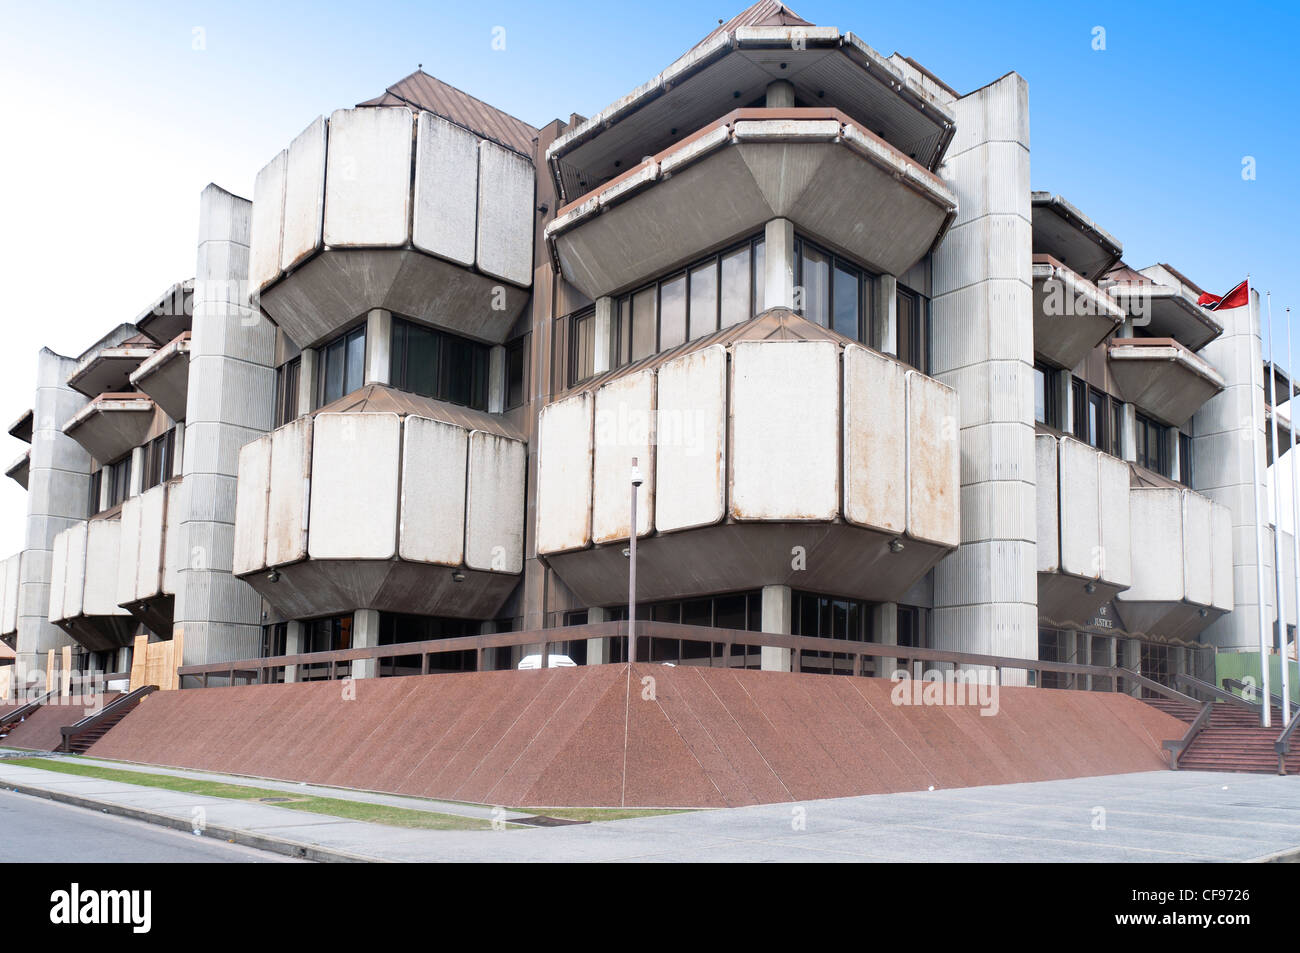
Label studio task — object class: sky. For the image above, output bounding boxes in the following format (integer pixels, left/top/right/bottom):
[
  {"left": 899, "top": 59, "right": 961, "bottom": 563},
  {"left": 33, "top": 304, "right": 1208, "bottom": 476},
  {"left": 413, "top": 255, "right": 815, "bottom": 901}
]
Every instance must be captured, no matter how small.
[{"left": 0, "top": 0, "right": 1296, "bottom": 552}]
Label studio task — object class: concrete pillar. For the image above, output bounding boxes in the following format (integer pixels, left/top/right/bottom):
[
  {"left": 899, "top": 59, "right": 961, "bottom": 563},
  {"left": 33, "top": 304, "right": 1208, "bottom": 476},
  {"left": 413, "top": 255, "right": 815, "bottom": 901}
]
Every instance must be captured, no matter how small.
[
  {"left": 171, "top": 422, "right": 185, "bottom": 478},
  {"left": 872, "top": 275, "right": 898, "bottom": 355},
  {"left": 488, "top": 345, "right": 506, "bottom": 413},
  {"left": 15, "top": 348, "right": 93, "bottom": 676},
  {"left": 1170, "top": 429, "right": 1183, "bottom": 482},
  {"left": 929, "top": 72, "right": 1036, "bottom": 679},
  {"left": 760, "top": 584, "right": 792, "bottom": 672},
  {"left": 763, "top": 218, "right": 796, "bottom": 311},
  {"left": 364, "top": 308, "right": 392, "bottom": 386},
  {"left": 765, "top": 80, "right": 795, "bottom": 108},
  {"left": 1121, "top": 638, "right": 1141, "bottom": 695},
  {"left": 1057, "top": 370, "right": 1074, "bottom": 435},
  {"left": 1121, "top": 403, "right": 1137, "bottom": 461},
  {"left": 283, "top": 620, "right": 303, "bottom": 683},
  {"left": 586, "top": 605, "right": 609, "bottom": 665},
  {"left": 128, "top": 446, "right": 145, "bottom": 498},
  {"left": 592, "top": 297, "right": 614, "bottom": 375},
  {"left": 1060, "top": 630, "right": 1077, "bottom": 689},
  {"left": 872, "top": 602, "right": 898, "bottom": 679},
  {"left": 98, "top": 468, "right": 112, "bottom": 512},
  {"left": 297, "top": 347, "right": 318, "bottom": 417},
  {"left": 351, "top": 609, "right": 380, "bottom": 680},
  {"left": 175, "top": 184, "right": 277, "bottom": 668}
]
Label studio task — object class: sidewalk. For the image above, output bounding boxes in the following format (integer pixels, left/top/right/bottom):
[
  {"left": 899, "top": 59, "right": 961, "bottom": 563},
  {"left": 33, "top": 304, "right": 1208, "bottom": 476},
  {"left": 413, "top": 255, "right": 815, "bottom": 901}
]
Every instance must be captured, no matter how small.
[{"left": 2, "top": 756, "right": 1299, "bottom": 862}]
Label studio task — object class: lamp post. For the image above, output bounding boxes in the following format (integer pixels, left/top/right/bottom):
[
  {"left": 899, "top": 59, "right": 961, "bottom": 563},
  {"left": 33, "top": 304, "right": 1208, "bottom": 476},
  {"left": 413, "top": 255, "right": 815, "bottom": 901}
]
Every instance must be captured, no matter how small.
[{"left": 628, "top": 457, "right": 643, "bottom": 666}]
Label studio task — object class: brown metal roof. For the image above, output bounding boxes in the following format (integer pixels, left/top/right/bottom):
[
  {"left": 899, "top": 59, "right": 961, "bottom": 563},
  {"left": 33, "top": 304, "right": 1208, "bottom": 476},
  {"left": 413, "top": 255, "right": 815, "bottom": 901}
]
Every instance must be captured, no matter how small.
[
  {"left": 358, "top": 70, "right": 538, "bottom": 159},
  {"left": 557, "top": 307, "right": 884, "bottom": 399},
  {"left": 314, "top": 384, "right": 525, "bottom": 441},
  {"left": 695, "top": 1, "right": 813, "bottom": 49}
]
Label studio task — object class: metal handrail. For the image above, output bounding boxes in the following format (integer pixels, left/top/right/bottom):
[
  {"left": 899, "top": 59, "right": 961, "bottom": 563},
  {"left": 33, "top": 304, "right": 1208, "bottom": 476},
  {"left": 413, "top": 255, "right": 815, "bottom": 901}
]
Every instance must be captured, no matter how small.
[
  {"left": 1163, "top": 699, "right": 1215, "bottom": 769},
  {"left": 1115, "top": 667, "right": 1201, "bottom": 707},
  {"left": 1275, "top": 709, "right": 1300, "bottom": 775},
  {"left": 58, "top": 685, "right": 157, "bottom": 752},
  {"left": 0, "top": 688, "right": 58, "bottom": 729},
  {"left": 1223, "top": 677, "right": 1287, "bottom": 711},
  {"left": 1174, "top": 673, "right": 1264, "bottom": 712}
]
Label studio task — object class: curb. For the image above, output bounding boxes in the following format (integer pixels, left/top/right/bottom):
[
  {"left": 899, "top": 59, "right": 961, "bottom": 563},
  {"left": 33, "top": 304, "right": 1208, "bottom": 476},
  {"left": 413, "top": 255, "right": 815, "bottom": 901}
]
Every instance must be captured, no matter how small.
[{"left": 1, "top": 781, "right": 387, "bottom": 864}]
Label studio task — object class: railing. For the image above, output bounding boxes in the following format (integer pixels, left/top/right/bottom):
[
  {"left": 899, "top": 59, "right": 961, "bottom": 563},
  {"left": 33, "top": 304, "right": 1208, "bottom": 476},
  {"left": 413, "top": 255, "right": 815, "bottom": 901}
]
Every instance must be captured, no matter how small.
[
  {"left": 0, "top": 688, "right": 58, "bottom": 730},
  {"left": 1276, "top": 710, "right": 1300, "bottom": 776},
  {"left": 1164, "top": 700, "right": 1215, "bottom": 770},
  {"left": 58, "top": 685, "right": 157, "bottom": 753},
  {"left": 1223, "top": 677, "right": 1288, "bottom": 711},
  {"left": 176, "top": 620, "right": 1191, "bottom": 703},
  {"left": 1175, "top": 673, "right": 1263, "bottom": 713}
]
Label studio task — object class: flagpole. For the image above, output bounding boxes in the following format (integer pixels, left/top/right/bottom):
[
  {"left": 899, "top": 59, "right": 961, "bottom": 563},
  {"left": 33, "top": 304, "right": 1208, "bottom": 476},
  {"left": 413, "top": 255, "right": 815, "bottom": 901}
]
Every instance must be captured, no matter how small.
[
  {"left": 1287, "top": 304, "right": 1297, "bottom": 728},
  {"left": 1267, "top": 291, "right": 1288, "bottom": 726},
  {"left": 1247, "top": 277, "right": 1273, "bottom": 727}
]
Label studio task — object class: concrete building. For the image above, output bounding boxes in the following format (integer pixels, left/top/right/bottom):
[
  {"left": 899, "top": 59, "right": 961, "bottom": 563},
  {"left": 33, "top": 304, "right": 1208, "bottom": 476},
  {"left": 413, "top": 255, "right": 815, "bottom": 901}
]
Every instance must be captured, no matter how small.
[{"left": 1, "top": 1, "right": 1293, "bottom": 700}]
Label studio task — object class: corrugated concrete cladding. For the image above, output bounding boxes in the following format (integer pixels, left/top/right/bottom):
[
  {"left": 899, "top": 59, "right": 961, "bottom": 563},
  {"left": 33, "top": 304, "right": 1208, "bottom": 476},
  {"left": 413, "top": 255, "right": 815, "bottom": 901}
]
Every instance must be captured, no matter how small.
[
  {"left": 535, "top": 312, "right": 959, "bottom": 606},
  {"left": 251, "top": 107, "right": 533, "bottom": 349},
  {"left": 85, "top": 667, "right": 1184, "bottom": 807}
]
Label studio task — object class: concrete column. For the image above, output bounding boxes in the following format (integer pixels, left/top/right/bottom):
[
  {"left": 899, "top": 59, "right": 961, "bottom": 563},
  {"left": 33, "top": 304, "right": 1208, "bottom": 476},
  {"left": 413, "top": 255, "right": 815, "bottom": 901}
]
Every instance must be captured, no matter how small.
[
  {"left": 364, "top": 308, "right": 392, "bottom": 386},
  {"left": 488, "top": 345, "right": 506, "bottom": 413},
  {"left": 1061, "top": 630, "right": 1077, "bottom": 689},
  {"left": 760, "top": 584, "right": 792, "bottom": 672},
  {"left": 763, "top": 218, "right": 796, "bottom": 311},
  {"left": 929, "top": 72, "right": 1036, "bottom": 679},
  {"left": 1121, "top": 403, "right": 1137, "bottom": 462},
  {"left": 175, "top": 184, "right": 277, "bottom": 669},
  {"left": 872, "top": 602, "right": 898, "bottom": 679},
  {"left": 351, "top": 609, "right": 380, "bottom": 680},
  {"left": 14, "top": 348, "right": 92, "bottom": 676},
  {"left": 171, "top": 422, "right": 185, "bottom": 478},
  {"left": 98, "top": 468, "right": 112, "bottom": 512},
  {"left": 128, "top": 446, "right": 145, "bottom": 498},
  {"left": 765, "top": 80, "right": 795, "bottom": 108},
  {"left": 1121, "top": 638, "right": 1141, "bottom": 696},
  {"left": 283, "top": 620, "right": 303, "bottom": 683},
  {"left": 297, "top": 347, "right": 318, "bottom": 417},
  {"left": 586, "top": 606, "right": 609, "bottom": 665},
  {"left": 1057, "top": 369, "right": 1074, "bottom": 435},
  {"left": 872, "top": 275, "right": 898, "bottom": 355},
  {"left": 1170, "top": 429, "right": 1183, "bottom": 482},
  {"left": 592, "top": 297, "right": 614, "bottom": 375}
]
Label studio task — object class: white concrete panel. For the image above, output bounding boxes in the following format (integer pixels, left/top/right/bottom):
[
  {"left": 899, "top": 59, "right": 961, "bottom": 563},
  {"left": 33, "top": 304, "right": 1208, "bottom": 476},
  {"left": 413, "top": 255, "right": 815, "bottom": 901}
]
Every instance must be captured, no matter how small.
[
  {"left": 308, "top": 413, "right": 401, "bottom": 559},
  {"left": 2, "top": 554, "right": 19, "bottom": 634},
  {"left": 163, "top": 481, "right": 181, "bottom": 596},
  {"left": 48, "top": 529, "right": 69, "bottom": 624},
  {"left": 135, "top": 483, "right": 166, "bottom": 600},
  {"left": 280, "top": 116, "right": 327, "bottom": 272},
  {"left": 323, "top": 108, "right": 413, "bottom": 247},
  {"left": 84, "top": 520, "right": 124, "bottom": 617},
  {"left": 232, "top": 435, "right": 271, "bottom": 576},
  {"left": 907, "top": 371, "right": 961, "bottom": 546},
  {"left": 1123, "top": 488, "right": 1185, "bottom": 603},
  {"left": 1182, "top": 490, "right": 1213, "bottom": 607},
  {"left": 730, "top": 341, "right": 839, "bottom": 521},
  {"left": 413, "top": 112, "right": 479, "bottom": 267},
  {"left": 1097, "top": 453, "right": 1131, "bottom": 587},
  {"left": 250, "top": 151, "right": 286, "bottom": 291},
  {"left": 1059, "top": 438, "right": 1100, "bottom": 578},
  {"left": 655, "top": 345, "right": 726, "bottom": 533},
  {"left": 117, "top": 495, "right": 142, "bottom": 608},
  {"left": 1035, "top": 435, "right": 1059, "bottom": 572},
  {"left": 266, "top": 417, "right": 312, "bottom": 567},
  {"left": 537, "top": 393, "right": 593, "bottom": 554},
  {"left": 398, "top": 416, "right": 467, "bottom": 566},
  {"left": 465, "top": 431, "right": 526, "bottom": 573},
  {"left": 843, "top": 345, "right": 906, "bottom": 534},
  {"left": 475, "top": 140, "right": 533, "bottom": 287},
  {"left": 63, "top": 522, "right": 87, "bottom": 621},
  {"left": 593, "top": 370, "right": 655, "bottom": 543},
  {"left": 1211, "top": 503, "right": 1234, "bottom": 612}
]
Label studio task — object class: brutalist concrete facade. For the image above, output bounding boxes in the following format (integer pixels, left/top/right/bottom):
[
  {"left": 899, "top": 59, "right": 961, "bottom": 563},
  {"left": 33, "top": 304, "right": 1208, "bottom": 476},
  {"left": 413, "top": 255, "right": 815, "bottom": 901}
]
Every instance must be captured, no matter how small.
[{"left": 0, "top": 2, "right": 1292, "bottom": 693}]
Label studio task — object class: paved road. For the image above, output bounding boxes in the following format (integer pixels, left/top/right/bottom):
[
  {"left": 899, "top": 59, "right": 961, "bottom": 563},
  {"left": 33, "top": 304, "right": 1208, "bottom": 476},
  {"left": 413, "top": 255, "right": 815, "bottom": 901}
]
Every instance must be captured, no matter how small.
[{"left": 0, "top": 789, "right": 301, "bottom": 863}]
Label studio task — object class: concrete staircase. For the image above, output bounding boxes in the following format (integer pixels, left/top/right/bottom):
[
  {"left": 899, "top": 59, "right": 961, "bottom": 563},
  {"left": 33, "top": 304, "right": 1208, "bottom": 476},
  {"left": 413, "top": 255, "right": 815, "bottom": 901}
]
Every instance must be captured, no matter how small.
[{"left": 1145, "top": 695, "right": 1298, "bottom": 774}]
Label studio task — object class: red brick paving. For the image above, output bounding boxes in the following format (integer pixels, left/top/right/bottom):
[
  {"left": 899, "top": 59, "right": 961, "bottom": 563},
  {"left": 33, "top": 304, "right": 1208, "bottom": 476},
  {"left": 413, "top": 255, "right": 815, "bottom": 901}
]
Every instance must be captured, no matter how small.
[
  {"left": 83, "top": 667, "right": 1187, "bottom": 807},
  {"left": 2, "top": 694, "right": 119, "bottom": 752}
]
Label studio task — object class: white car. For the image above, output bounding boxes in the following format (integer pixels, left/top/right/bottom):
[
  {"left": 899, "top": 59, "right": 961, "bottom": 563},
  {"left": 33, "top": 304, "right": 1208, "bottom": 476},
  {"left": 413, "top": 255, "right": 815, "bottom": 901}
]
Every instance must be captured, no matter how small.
[{"left": 516, "top": 653, "right": 577, "bottom": 670}]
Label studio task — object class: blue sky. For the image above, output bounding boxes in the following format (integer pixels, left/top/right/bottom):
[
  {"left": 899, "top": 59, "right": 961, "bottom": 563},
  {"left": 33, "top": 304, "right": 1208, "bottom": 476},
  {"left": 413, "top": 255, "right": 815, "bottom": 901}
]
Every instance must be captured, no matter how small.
[{"left": 0, "top": 0, "right": 1296, "bottom": 547}]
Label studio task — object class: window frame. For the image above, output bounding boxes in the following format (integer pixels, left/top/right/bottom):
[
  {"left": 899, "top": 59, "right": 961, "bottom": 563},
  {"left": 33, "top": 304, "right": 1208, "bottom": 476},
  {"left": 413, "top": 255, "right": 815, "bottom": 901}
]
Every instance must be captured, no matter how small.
[
  {"left": 389, "top": 316, "right": 491, "bottom": 411},
  {"left": 317, "top": 324, "right": 367, "bottom": 408}
]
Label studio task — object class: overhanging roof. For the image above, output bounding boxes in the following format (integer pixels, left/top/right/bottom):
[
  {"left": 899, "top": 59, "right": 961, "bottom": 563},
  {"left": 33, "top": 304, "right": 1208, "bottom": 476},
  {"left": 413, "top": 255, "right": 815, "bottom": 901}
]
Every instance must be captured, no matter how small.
[
  {"left": 5, "top": 450, "right": 29, "bottom": 490},
  {"left": 62, "top": 394, "right": 156, "bottom": 463},
  {"left": 545, "top": 23, "right": 955, "bottom": 205},
  {"left": 7, "top": 409, "right": 32, "bottom": 444},
  {"left": 1102, "top": 263, "right": 1222, "bottom": 351},
  {"left": 134, "top": 279, "right": 193, "bottom": 346},
  {"left": 1030, "top": 193, "right": 1123, "bottom": 282},
  {"left": 66, "top": 335, "right": 159, "bottom": 398}
]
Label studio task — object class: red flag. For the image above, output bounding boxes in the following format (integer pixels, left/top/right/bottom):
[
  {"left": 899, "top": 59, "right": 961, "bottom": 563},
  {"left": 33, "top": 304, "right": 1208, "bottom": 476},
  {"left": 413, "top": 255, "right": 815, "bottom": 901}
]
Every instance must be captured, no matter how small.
[{"left": 1199, "top": 279, "right": 1249, "bottom": 310}]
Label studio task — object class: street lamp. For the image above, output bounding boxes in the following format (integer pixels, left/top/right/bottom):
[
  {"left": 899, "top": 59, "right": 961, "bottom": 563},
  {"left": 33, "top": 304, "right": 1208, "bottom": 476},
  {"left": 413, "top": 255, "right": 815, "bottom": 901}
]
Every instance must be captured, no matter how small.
[{"left": 628, "top": 457, "right": 643, "bottom": 666}]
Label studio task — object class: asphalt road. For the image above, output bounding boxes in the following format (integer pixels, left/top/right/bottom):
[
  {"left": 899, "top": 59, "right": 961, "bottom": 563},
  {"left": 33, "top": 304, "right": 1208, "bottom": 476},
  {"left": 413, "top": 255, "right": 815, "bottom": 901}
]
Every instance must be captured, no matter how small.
[{"left": 0, "top": 789, "right": 302, "bottom": 863}]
